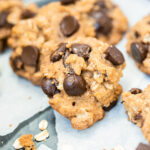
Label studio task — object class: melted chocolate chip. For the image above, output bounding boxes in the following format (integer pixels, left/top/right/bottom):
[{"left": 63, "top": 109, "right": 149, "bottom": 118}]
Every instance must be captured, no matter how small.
[
  {"left": 41, "top": 78, "right": 60, "bottom": 98},
  {"left": 0, "top": 39, "right": 7, "bottom": 52},
  {"left": 91, "top": 11, "right": 112, "bottom": 35},
  {"left": 134, "top": 113, "right": 143, "bottom": 120},
  {"left": 130, "top": 88, "right": 142, "bottom": 94},
  {"left": 60, "top": 15, "right": 79, "bottom": 37},
  {"left": 131, "top": 42, "right": 148, "bottom": 63},
  {"left": 0, "top": 11, "right": 9, "bottom": 27},
  {"left": 63, "top": 50, "right": 71, "bottom": 67},
  {"left": 21, "top": 10, "right": 36, "bottom": 19},
  {"left": 61, "top": 0, "right": 75, "bottom": 5},
  {"left": 95, "top": 0, "right": 107, "bottom": 10},
  {"left": 63, "top": 74, "right": 86, "bottom": 96},
  {"left": 106, "top": 46, "right": 125, "bottom": 65},
  {"left": 136, "top": 143, "right": 150, "bottom": 150},
  {"left": 134, "top": 31, "right": 140, "bottom": 38},
  {"left": 50, "top": 43, "right": 67, "bottom": 62},
  {"left": 21, "top": 46, "right": 39, "bottom": 66},
  {"left": 71, "top": 43, "right": 91, "bottom": 60},
  {"left": 11, "top": 57, "right": 23, "bottom": 71},
  {"left": 103, "top": 100, "right": 118, "bottom": 111}
]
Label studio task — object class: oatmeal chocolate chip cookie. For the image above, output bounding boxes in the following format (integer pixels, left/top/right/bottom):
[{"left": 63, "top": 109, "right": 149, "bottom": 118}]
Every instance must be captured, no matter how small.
[
  {"left": 122, "top": 85, "right": 150, "bottom": 143},
  {"left": 40, "top": 37, "right": 125, "bottom": 130},
  {"left": 0, "top": 0, "right": 38, "bottom": 52},
  {"left": 127, "top": 15, "right": 150, "bottom": 75},
  {"left": 8, "top": 2, "right": 94, "bottom": 49},
  {"left": 62, "top": 0, "right": 128, "bottom": 45}
]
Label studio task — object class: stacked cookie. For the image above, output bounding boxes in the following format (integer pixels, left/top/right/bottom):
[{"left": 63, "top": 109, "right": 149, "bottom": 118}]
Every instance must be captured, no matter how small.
[
  {"left": 3, "top": 0, "right": 150, "bottom": 143},
  {"left": 6, "top": 0, "right": 128, "bottom": 130}
]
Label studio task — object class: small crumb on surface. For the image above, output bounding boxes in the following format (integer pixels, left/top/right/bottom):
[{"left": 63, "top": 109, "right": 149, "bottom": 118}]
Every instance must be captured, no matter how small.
[{"left": 9, "top": 124, "right": 12, "bottom": 127}]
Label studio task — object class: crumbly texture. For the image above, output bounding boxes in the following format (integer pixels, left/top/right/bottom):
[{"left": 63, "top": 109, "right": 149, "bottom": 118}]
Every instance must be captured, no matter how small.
[
  {"left": 126, "top": 15, "right": 150, "bottom": 75},
  {"left": 19, "top": 134, "right": 36, "bottom": 150},
  {"left": 41, "top": 37, "right": 125, "bottom": 130},
  {"left": 122, "top": 85, "right": 150, "bottom": 143},
  {"left": 66, "top": 0, "right": 128, "bottom": 45},
  {"left": 0, "top": 0, "right": 38, "bottom": 52}
]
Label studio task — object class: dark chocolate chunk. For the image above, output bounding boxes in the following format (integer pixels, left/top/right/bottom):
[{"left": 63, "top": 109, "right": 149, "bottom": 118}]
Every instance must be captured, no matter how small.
[
  {"left": 130, "top": 42, "right": 148, "bottom": 63},
  {"left": 71, "top": 43, "right": 91, "bottom": 60},
  {"left": 60, "top": 15, "right": 79, "bottom": 37},
  {"left": 136, "top": 143, "right": 150, "bottom": 150},
  {"left": 134, "top": 113, "right": 143, "bottom": 120},
  {"left": 0, "top": 39, "right": 7, "bottom": 53},
  {"left": 106, "top": 46, "right": 125, "bottom": 65},
  {"left": 63, "top": 50, "right": 71, "bottom": 67},
  {"left": 61, "top": 0, "right": 75, "bottom": 5},
  {"left": 63, "top": 74, "right": 86, "bottom": 96},
  {"left": 41, "top": 78, "right": 60, "bottom": 98},
  {"left": 11, "top": 57, "right": 23, "bottom": 71},
  {"left": 72, "top": 101, "right": 76, "bottom": 106},
  {"left": 103, "top": 100, "right": 118, "bottom": 111},
  {"left": 21, "top": 10, "right": 36, "bottom": 19},
  {"left": 50, "top": 43, "right": 67, "bottom": 62},
  {"left": 21, "top": 46, "right": 39, "bottom": 66},
  {"left": 0, "top": 11, "right": 9, "bottom": 27},
  {"left": 134, "top": 31, "right": 140, "bottom": 38},
  {"left": 91, "top": 11, "right": 112, "bottom": 35},
  {"left": 130, "top": 88, "right": 142, "bottom": 94}
]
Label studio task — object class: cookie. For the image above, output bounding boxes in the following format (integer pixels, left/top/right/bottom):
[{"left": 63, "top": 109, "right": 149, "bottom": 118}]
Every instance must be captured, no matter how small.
[
  {"left": 0, "top": 0, "right": 38, "bottom": 52},
  {"left": 126, "top": 15, "right": 150, "bottom": 75},
  {"left": 61, "top": 0, "right": 128, "bottom": 45},
  {"left": 122, "top": 85, "right": 150, "bottom": 143},
  {"left": 40, "top": 37, "right": 125, "bottom": 130}
]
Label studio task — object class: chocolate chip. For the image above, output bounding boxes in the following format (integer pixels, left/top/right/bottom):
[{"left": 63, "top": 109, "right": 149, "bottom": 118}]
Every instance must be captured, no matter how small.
[
  {"left": 72, "top": 102, "right": 76, "bottom": 106},
  {"left": 91, "top": 11, "right": 112, "bottom": 35},
  {"left": 106, "top": 46, "right": 125, "bottom": 65},
  {"left": 95, "top": 0, "right": 107, "bottom": 9},
  {"left": 50, "top": 43, "right": 67, "bottom": 62},
  {"left": 0, "top": 39, "right": 7, "bottom": 53},
  {"left": 0, "top": 11, "right": 9, "bottom": 27},
  {"left": 134, "top": 113, "right": 143, "bottom": 120},
  {"left": 63, "top": 50, "right": 71, "bottom": 67},
  {"left": 11, "top": 57, "right": 23, "bottom": 71},
  {"left": 61, "top": 0, "right": 75, "bottom": 5},
  {"left": 21, "top": 46, "right": 39, "bottom": 66},
  {"left": 71, "top": 43, "right": 91, "bottom": 60},
  {"left": 134, "top": 31, "right": 140, "bottom": 38},
  {"left": 41, "top": 78, "right": 60, "bottom": 98},
  {"left": 103, "top": 100, "right": 118, "bottom": 111},
  {"left": 21, "top": 10, "right": 36, "bottom": 19},
  {"left": 131, "top": 43, "right": 148, "bottom": 63},
  {"left": 130, "top": 88, "right": 142, "bottom": 94},
  {"left": 63, "top": 74, "right": 86, "bottom": 96},
  {"left": 60, "top": 15, "right": 79, "bottom": 37},
  {"left": 136, "top": 143, "right": 150, "bottom": 150}
]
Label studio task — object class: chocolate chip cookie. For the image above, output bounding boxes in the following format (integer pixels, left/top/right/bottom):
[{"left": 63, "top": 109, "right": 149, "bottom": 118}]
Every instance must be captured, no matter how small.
[
  {"left": 0, "top": 0, "right": 38, "bottom": 52},
  {"left": 61, "top": 0, "right": 128, "bottom": 45},
  {"left": 122, "top": 85, "right": 150, "bottom": 143},
  {"left": 126, "top": 15, "right": 150, "bottom": 75},
  {"left": 40, "top": 37, "right": 125, "bottom": 130}
]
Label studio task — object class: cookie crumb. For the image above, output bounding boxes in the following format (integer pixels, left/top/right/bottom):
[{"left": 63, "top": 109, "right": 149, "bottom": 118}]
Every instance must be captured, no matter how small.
[
  {"left": 39, "top": 120, "right": 48, "bottom": 131},
  {"left": 34, "top": 130, "right": 49, "bottom": 142},
  {"left": 9, "top": 124, "right": 12, "bottom": 127},
  {"left": 13, "top": 138, "right": 23, "bottom": 149}
]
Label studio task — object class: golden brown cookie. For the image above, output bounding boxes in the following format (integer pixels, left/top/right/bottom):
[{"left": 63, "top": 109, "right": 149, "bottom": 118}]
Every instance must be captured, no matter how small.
[
  {"left": 0, "top": 0, "right": 38, "bottom": 52},
  {"left": 61, "top": 0, "right": 128, "bottom": 45},
  {"left": 122, "top": 85, "right": 150, "bottom": 143},
  {"left": 126, "top": 15, "right": 150, "bottom": 75},
  {"left": 40, "top": 37, "right": 125, "bottom": 130}
]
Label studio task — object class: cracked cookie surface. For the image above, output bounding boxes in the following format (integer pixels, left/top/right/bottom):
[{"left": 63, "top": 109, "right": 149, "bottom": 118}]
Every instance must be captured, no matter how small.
[
  {"left": 122, "top": 85, "right": 150, "bottom": 143},
  {"left": 41, "top": 37, "right": 125, "bottom": 130},
  {"left": 0, "top": 0, "right": 38, "bottom": 52},
  {"left": 126, "top": 15, "right": 150, "bottom": 75}
]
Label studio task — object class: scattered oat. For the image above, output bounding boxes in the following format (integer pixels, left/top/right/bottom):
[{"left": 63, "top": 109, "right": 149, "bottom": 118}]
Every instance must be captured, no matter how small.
[
  {"left": 39, "top": 120, "right": 48, "bottom": 131},
  {"left": 13, "top": 138, "right": 23, "bottom": 149},
  {"left": 34, "top": 130, "right": 49, "bottom": 142},
  {"left": 112, "top": 145, "right": 124, "bottom": 150}
]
